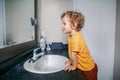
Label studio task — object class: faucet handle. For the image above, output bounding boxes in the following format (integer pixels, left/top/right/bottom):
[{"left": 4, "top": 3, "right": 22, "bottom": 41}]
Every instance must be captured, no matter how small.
[
  {"left": 33, "top": 48, "right": 40, "bottom": 57},
  {"left": 33, "top": 48, "right": 40, "bottom": 53}
]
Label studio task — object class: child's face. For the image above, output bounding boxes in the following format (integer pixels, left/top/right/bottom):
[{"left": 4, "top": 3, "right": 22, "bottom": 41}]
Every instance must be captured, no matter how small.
[{"left": 61, "top": 16, "right": 72, "bottom": 34}]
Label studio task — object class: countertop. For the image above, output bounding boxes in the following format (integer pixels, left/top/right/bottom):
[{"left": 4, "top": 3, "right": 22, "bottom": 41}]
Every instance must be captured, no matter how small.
[{"left": 0, "top": 49, "right": 87, "bottom": 80}]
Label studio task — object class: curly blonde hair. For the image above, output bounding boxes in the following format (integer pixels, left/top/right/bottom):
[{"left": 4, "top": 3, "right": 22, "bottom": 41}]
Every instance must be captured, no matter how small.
[{"left": 61, "top": 11, "right": 85, "bottom": 31}]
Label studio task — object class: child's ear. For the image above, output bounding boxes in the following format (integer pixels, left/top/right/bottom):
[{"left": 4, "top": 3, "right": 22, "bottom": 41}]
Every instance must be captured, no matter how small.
[
  {"left": 72, "top": 22, "right": 77, "bottom": 29},
  {"left": 74, "top": 22, "right": 78, "bottom": 27}
]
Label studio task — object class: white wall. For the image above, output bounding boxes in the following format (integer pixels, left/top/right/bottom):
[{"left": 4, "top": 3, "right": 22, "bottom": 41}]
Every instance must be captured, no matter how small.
[
  {"left": 74, "top": 0, "right": 116, "bottom": 80},
  {"left": 38, "top": 0, "right": 73, "bottom": 43}
]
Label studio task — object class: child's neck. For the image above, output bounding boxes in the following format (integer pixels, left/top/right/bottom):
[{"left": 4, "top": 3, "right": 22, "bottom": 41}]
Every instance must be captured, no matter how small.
[{"left": 69, "top": 30, "right": 79, "bottom": 36}]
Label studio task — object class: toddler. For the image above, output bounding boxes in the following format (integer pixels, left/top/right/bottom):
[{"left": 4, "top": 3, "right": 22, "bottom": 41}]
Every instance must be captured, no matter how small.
[{"left": 61, "top": 11, "right": 98, "bottom": 80}]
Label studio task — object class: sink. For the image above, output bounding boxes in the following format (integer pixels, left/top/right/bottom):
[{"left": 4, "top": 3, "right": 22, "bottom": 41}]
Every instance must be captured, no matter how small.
[{"left": 24, "top": 55, "right": 69, "bottom": 74}]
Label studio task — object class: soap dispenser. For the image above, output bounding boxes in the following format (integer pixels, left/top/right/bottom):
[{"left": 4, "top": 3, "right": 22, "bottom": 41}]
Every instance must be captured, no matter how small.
[{"left": 40, "top": 30, "right": 46, "bottom": 52}]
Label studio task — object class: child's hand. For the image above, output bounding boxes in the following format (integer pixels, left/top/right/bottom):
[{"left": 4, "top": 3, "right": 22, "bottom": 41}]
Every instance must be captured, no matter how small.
[
  {"left": 64, "top": 61, "right": 74, "bottom": 72},
  {"left": 64, "top": 52, "right": 78, "bottom": 72},
  {"left": 64, "top": 61, "right": 70, "bottom": 71},
  {"left": 65, "top": 61, "right": 71, "bottom": 67}
]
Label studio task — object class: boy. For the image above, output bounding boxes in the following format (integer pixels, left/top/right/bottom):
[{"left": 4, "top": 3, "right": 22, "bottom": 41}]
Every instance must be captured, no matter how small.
[{"left": 61, "top": 11, "right": 98, "bottom": 80}]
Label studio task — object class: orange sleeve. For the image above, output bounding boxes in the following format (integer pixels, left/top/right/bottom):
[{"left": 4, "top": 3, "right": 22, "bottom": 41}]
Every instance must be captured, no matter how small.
[{"left": 71, "top": 36, "right": 81, "bottom": 52}]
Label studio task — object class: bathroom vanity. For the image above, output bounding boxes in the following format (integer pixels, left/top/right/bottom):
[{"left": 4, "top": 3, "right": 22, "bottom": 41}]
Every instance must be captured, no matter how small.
[{"left": 0, "top": 49, "right": 87, "bottom": 80}]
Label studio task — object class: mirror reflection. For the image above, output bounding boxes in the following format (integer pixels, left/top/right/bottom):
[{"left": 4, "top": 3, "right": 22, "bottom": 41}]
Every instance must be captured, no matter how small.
[{"left": 0, "top": 0, "right": 35, "bottom": 48}]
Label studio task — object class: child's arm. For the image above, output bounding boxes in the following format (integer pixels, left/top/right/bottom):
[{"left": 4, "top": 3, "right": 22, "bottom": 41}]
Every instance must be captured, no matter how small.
[{"left": 64, "top": 51, "right": 78, "bottom": 72}]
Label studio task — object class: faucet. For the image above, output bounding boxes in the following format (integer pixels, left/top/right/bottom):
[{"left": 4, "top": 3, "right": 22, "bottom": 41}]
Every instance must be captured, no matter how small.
[
  {"left": 29, "top": 48, "right": 44, "bottom": 63},
  {"left": 33, "top": 48, "right": 40, "bottom": 58}
]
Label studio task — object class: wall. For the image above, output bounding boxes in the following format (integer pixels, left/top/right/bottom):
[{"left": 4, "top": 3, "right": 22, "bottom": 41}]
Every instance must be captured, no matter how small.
[
  {"left": 74, "top": 0, "right": 116, "bottom": 80},
  {"left": 114, "top": 0, "right": 120, "bottom": 80},
  {"left": 37, "top": 0, "right": 73, "bottom": 44}
]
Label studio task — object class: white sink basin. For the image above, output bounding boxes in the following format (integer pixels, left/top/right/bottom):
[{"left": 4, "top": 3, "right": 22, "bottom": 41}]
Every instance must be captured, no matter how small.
[{"left": 24, "top": 55, "right": 69, "bottom": 74}]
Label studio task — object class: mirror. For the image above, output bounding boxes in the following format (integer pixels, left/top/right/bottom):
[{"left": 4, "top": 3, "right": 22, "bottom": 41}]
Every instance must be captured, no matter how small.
[{"left": 0, "top": 0, "right": 35, "bottom": 48}]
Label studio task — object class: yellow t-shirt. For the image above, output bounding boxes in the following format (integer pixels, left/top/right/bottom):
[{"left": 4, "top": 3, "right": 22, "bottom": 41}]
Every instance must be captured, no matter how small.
[{"left": 68, "top": 32, "right": 95, "bottom": 71}]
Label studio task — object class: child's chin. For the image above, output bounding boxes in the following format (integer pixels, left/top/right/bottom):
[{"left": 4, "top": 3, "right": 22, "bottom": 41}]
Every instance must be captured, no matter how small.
[
  {"left": 62, "top": 31, "right": 67, "bottom": 34},
  {"left": 62, "top": 30, "right": 68, "bottom": 34}
]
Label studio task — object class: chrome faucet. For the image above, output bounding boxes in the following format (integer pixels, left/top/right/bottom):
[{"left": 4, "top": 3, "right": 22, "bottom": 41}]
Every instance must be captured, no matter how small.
[
  {"left": 33, "top": 48, "right": 40, "bottom": 59},
  {"left": 29, "top": 48, "right": 44, "bottom": 63}
]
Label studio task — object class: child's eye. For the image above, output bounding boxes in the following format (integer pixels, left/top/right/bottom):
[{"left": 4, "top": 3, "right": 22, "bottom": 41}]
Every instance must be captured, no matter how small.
[{"left": 63, "top": 22, "right": 66, "bottom": 25}]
